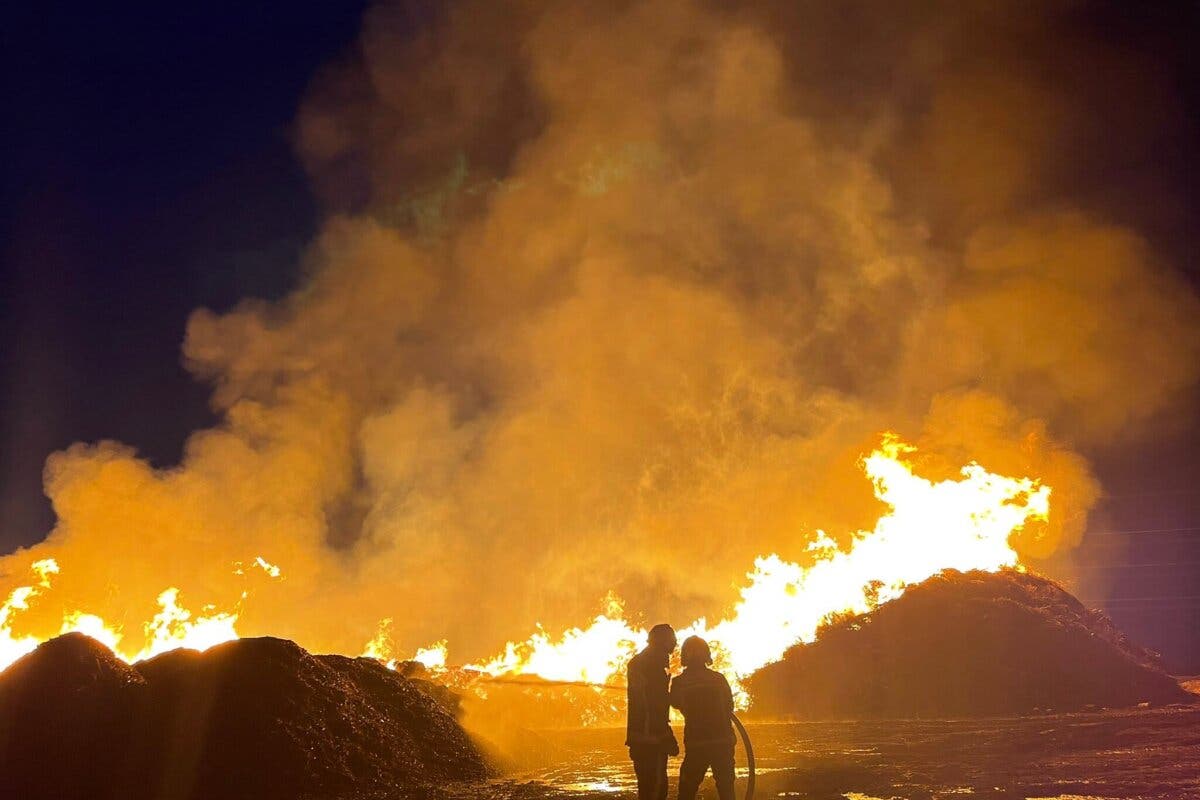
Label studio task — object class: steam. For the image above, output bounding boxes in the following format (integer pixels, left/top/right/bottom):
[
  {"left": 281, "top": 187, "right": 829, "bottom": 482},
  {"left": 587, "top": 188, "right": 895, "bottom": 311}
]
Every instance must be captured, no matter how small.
[{"left": 4, "top": 0, "right": 1198, "bottom": 660}]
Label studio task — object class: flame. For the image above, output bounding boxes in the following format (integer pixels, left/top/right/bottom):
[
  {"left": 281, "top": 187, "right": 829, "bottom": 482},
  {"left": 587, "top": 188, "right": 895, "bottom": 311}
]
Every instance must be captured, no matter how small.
[
  {"left": 472, "top": 606, "right": 645, "bottom": 686},
  {"left": 132, "top": 587, "right": 241, "bottom": 661},
  {"left": 464, "top": 434, "right": 1050, "bottom": 703},
  {"left": 0, "top": 558, "right": 59, "bottom": 670},
  {"left": 361, "top": 618, "right": 397, "bottom": 667},
  {"left": 60, "top": 611, "right": 123, "bottom": 653},
  {"left": 359, "top": 618, "right": 449, "bottom": 672},
  {"left": 413, "top": 641, "right": 449, "bottom": 670},
  {"left": 0, "top": 556, "right": 281, "bottom": 672},
  {"left": 4, "top": 435, "right": 1050, "bottom": 710}
]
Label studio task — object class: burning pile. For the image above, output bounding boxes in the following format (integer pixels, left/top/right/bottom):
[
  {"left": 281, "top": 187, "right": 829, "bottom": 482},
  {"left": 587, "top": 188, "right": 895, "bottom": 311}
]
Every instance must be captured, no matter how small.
[
  {"left": 0, "top": 633, "right": 490, "bottom": 800},
  {"left": 745, "top": 568, "right": 1192, "bottom": 718},
  {"left": 0, "top": 555, "right": 280, "bottom": 672},
  {"left": 0, "top": 436, "right": 1058, "bottom": 712},
  {"left": 0, "top": 434, "right": 1185, "bottom": 731},
  {"left": 4, "top": 0, "right": 1200, "bottom": 742},
  {"left": 453, "top": 435, "right": 1053, "bottom": 701},
  {"left": 0, "top": 431, "right": 1187, "bottom": 763}
]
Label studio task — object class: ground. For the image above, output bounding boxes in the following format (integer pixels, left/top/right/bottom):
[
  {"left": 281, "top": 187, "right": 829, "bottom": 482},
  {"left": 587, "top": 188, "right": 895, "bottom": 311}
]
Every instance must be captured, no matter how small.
[{"left": 444, "top": 706, "right": 1200, "bottom": 800}]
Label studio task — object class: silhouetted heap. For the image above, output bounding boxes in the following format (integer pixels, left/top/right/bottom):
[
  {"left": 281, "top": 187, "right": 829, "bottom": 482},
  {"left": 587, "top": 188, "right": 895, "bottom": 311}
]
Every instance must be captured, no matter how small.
[
  {"left": 0, "top": 634, "right": 490, "bottom": 800},
  {"left": 746, "top": 569, "right": 1192, "bottom": 719}
]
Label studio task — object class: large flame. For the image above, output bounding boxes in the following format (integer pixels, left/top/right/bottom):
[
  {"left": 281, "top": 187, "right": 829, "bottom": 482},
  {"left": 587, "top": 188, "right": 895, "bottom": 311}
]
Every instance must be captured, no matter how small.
[
  {"left": 460, "top": 434, "right": 1049, "bottom": 702},
  {"left": 0, "top": 558, "right": 60, "bottom": 670},
  {"left": 1, "top": 436, "right": 1048, "bottom": 702},
  {"left": 0, "top": 556, "right": 281, "bottom": 671}
]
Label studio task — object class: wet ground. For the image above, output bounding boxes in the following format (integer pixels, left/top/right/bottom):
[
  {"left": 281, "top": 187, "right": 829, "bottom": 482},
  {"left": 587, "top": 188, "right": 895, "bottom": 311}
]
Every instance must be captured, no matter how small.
[{"left": 450, "top": 705, "right": 1200, "bottom": 800}]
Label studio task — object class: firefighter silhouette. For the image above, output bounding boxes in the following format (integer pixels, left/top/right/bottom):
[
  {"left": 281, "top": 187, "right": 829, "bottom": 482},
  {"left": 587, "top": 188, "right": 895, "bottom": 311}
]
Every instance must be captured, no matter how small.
[
  {"left": 625, "top": 623, "right": 679, "bottom": 800},
  {"left": 670, "top": 636, "right": 736, "bottom": 800}
]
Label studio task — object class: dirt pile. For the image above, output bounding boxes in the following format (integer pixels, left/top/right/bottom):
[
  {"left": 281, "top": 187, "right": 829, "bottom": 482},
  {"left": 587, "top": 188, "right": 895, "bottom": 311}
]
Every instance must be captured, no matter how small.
[
  {"left": 0, "top": 634, "right": 491, "bottom": 800},
  {"left": 0, "top": 633, "right": 146, "bottom": 799},
  {"left": 746, "top": 569, "right": 1192, "bottom": 719}
]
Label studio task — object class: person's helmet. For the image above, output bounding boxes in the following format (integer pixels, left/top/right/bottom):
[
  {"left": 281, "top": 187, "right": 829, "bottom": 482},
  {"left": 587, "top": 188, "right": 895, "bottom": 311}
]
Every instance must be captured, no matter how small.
[
  {"left": 680, "top": 635, "right": 713, "bottom": 667},
  {"left": 647, "top": 623, "right": 677, "bottom": 651}
]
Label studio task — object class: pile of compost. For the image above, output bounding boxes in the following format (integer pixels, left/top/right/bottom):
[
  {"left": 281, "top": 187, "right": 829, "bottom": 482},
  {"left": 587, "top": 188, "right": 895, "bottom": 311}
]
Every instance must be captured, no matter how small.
[
  {"left": 746, "top": 568, "right": 1193, "bottom": 719},
  {"left": 0, "top": 634, "right": 490, "bottom": 800}
]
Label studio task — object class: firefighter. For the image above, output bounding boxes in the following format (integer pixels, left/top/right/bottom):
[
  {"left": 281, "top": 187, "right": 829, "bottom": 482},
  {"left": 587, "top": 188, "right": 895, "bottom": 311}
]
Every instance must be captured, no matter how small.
[
  {"left": 626, "top": 623, "right": 679, "bottom": 800},
  {"left": 670, "top": 636, "right": 736, "bottom": 800}
]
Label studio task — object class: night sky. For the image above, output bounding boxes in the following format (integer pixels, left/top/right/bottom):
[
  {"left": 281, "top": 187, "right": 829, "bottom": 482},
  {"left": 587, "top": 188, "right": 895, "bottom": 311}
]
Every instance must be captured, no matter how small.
[
  {"left": 2, "top": 2, "right": 368, "bottom": 539},
  {"left": 2, "top": 2, "right": 1199, "bottom": 670}
]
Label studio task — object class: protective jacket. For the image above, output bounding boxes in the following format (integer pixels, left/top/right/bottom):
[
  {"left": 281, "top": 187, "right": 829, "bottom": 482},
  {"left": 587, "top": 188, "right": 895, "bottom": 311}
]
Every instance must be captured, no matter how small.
[
  {"left": 669, "top": 666, "right": 735, "bottom": 747},
  {"left": 625, "top": 648, "right": 676, "bottom": 752}
]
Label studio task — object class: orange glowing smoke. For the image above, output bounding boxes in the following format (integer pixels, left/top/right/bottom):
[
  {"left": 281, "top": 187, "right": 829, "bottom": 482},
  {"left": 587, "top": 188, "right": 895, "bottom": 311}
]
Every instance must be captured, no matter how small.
[
  {"left": 364, "top": 435, "right": 1050, "bottom": 704},
  {"left": 0, "top": 436, "right": 1048, "bottom": 701}
]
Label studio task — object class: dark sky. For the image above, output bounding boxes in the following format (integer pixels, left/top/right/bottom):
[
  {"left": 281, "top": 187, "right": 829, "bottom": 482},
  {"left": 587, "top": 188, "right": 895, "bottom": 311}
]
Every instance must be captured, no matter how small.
[
  {"left": 1, "top": 2, "right": 368, "bottom": 542},
  {"left": 1, "top": 2, "right": 1199, "bottom": 670}
]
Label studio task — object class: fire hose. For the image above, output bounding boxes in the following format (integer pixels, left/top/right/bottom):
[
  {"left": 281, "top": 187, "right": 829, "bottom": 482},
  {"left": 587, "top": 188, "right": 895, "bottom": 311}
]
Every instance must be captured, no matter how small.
[
  {"left": 731, "top": 713, "right": 756, "bottom": 800},
  {"left": 471, "top": 675, "right": 756, "bottom": 799}
]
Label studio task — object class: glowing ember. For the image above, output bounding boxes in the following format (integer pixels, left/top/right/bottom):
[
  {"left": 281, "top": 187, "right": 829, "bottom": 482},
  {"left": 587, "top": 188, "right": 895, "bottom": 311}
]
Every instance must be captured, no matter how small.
[{"left": 253, "top": 557, "right": 282, "bottom": 577}]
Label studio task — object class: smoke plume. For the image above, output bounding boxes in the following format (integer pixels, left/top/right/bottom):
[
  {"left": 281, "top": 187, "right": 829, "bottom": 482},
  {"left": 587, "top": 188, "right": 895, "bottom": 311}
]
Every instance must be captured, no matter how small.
[{"left": 5, "top": 0, "right": 1199, "bottom": 659}]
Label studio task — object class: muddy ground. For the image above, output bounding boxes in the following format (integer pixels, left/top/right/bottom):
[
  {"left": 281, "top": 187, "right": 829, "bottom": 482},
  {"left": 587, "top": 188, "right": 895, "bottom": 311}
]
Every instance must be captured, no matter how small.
[{"left": 445, "top": 705, "right": 1200, "bottom": 800}]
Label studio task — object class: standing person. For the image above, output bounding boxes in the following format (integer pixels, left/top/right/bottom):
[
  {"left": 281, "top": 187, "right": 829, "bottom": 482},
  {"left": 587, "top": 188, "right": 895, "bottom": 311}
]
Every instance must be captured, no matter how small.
[
  {"left": 670, "top": 636, "right": 736, "bottom": 800},
  {"left": 626, "top": 623, "right": 679, "bottom": 800}
]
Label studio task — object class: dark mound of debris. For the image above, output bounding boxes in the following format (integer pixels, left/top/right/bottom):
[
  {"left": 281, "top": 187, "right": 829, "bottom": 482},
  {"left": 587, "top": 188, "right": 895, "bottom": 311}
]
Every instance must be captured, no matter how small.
[
  {"left": 746, "top": 569, "right": 1193, "bottom": 719},
  {"left": 0, "top": 634, "right": 491, "bottom": 800},
  {"left": 0, "top": 633, "right": 146, "bottom": 799}
]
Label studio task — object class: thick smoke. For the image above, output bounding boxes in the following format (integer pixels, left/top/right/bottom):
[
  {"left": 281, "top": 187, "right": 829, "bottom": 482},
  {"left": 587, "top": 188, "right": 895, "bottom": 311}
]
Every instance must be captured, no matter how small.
[{"left": 4, "top": 0, "right": 1199, "bottom": 659}]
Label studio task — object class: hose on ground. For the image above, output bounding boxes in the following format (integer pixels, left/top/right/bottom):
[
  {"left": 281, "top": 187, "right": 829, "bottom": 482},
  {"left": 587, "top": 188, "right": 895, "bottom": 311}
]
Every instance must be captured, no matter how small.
[{"left": 731, "top": 714, "right": 755, "bottom": 800}]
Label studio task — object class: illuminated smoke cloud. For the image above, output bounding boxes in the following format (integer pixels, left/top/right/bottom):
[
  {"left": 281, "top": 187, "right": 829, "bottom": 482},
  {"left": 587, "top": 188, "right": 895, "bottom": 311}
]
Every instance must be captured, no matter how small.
[{"left": 3, "top": 0, "right": 1198, "bottom": 660}]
